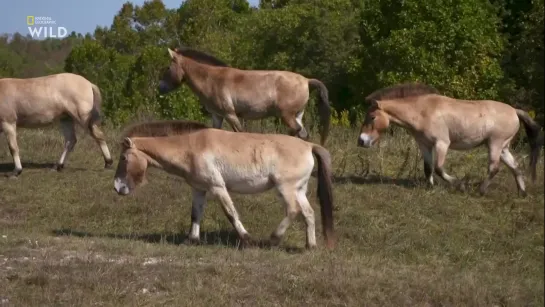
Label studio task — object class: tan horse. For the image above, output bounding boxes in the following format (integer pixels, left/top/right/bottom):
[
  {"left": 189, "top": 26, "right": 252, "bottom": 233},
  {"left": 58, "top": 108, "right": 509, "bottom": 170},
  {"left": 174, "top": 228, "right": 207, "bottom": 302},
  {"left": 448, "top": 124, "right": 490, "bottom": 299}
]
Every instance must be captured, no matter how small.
[
  {"left": 0, "top": 73, "right": 113, "bottom": 177},
  {"left": 357, "top": 83, "right": 542, "bottom": 196},
  {"left": 158, "top": 47, "right": 332, "bottom": 145},
  {"left": 113, "top": 120, "right": 335, "bottom": 249}
]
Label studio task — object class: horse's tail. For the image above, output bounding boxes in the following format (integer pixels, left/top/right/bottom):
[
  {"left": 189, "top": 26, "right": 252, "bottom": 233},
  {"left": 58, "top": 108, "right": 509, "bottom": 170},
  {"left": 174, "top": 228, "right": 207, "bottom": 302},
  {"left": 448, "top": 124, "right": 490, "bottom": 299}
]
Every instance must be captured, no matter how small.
[
  {"left": 311, "top": 144, "right": 335, "bottom": 249},
  {"left": 308, "top": 79, "right": 331, "bottom": 146},
  {"left": 90, "top": 83, "right": 103, "bottom": 125},
  {"left": 516, "top": 109, "right": 543, "bottom": 182},
  {"left": 89, "top": 82, "right": 113, "bottom": 167}
]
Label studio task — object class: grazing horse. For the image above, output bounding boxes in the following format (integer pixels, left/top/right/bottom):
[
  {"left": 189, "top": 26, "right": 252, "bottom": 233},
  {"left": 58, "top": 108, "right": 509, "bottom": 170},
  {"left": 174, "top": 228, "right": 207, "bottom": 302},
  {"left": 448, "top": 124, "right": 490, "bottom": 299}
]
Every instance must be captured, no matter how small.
[
  {"left": 113, "top": 120, "right": 335, "bottom": 249},
  {"left": 157, "top": 47, "right": 332, "bottom": 145},
  {"left": 0, "top": 73, "right": 113, "bottom": 177},
  {"left": 357, "top": 83, "right": 542, "bottom": 196}
]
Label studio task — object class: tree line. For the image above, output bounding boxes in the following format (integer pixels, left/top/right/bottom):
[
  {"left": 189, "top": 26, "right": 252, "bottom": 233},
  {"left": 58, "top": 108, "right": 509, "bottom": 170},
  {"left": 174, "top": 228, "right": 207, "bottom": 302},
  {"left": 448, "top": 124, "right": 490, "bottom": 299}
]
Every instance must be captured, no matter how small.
[{"left": 0, "top": 0, "right": 543, "bottom": 127}]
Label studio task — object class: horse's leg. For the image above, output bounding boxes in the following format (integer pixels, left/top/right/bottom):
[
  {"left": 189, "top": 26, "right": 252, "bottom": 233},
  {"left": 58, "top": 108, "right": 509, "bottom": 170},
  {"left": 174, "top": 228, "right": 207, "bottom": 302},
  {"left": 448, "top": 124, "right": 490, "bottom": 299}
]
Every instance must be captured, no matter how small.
[
  {"left": 297, "top": 187, "right": 316, "bottom": 249},
  {"left": 55, "top": 118, "right": 77, "bottom": 171},
  {"left": 211, "top": 113, "right": 224, "bottom": 129},
  {"left": 499, "top": 147, "right": 527, "bottom": 197},
  {"left": 479, "top": 142, "right": 502, "bottom": 196},
  {"left": 187, "top": 188, "right": 207, "bottom": 243},
  {"left": 433, "top": 141, "right": 458, "bottom": 184},
  {"left": 417, "top": 142, "right": 434, "bottom": 185},
  {"left": 224, "top": 113, "right": 244, "bottom": 132},
  {"left": 209, "top": 186, "right": 251, "bottom": 244},
  {"left": 295, "top": 110, "right": 309, "bottom": 140},
  {"left": 86, "top": 117, "right": 113, "bottom": 168},
  {"left": 270, "top": 185, "right": 302, "bottom": 247},
  {"left": 281, "top": 111, "right": 309, "bottom": 140},
  {"left": 1, "top": 122, "right": 22, "bottom": 178}
]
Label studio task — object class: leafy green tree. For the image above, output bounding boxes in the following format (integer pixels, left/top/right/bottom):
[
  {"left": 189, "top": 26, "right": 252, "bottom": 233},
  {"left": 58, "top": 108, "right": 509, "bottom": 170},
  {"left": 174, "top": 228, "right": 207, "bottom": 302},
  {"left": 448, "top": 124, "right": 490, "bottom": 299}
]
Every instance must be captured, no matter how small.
[{"left": 357, "top": 0, "right": 506, "bottom": 103}]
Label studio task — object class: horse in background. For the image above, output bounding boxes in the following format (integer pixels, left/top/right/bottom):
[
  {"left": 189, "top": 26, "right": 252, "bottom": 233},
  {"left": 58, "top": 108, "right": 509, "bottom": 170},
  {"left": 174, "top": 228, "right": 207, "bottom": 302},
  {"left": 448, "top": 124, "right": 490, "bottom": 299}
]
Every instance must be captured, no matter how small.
[
  {"left": 357, "top": 83, "right": 542, "bottom": 197},
  {"left": 157, "top": 47, "right": 332, "bottom": 146},
  {"left": 0, "top": 73, "right": 113, "bottom": 177},
  {"left": 113, "top": 120, "right": 335, "bottom": 249}
]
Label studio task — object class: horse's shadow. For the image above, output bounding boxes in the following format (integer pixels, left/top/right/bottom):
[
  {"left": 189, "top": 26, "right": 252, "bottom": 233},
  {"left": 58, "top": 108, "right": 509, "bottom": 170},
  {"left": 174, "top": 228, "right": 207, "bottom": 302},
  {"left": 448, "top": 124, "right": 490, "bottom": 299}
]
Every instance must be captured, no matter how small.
[
  {"left": 0, "top": 162, "right": 102, "bottom": 175},
  {"left": 51, "top": 228, "right": 305, "bottom": 254},
  {"left": 332, "top": 174, "right": 419, "bottom": 188},
  {"left": 0, "top": 162, "right": 56, "bottom": 172},
  {"left": 331, "top": 173, "right": 494, "bottom": 196}
]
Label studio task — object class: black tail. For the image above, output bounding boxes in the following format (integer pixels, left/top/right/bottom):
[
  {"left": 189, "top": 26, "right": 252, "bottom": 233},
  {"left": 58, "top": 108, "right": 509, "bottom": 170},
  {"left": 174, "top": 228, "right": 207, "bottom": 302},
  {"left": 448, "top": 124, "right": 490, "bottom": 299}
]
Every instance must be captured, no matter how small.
[
  {"left": 516, "top": 109, "right": 543, "bottom": 182},
  {"left": 308, "top": 79, "right": 331, "bottom": 146},
  {"left": 311, "top": 144, "right": 335, "bottom": 249},
  {"left": 90, "top": 83, "right": 103, "bottom": 127}
]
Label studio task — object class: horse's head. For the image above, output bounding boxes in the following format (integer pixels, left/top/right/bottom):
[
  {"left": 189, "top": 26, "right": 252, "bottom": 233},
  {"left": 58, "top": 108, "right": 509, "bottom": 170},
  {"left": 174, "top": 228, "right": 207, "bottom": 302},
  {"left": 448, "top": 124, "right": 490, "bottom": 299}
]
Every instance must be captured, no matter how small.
[
  {"left": 158, "top": 48, "right": 185, "bottom": 94},
  {"left": 113, "top": 137, "right": 149, "bottom": 195},
  {"left": 358, "top": 99, "right": 390, "bottom": 148}
]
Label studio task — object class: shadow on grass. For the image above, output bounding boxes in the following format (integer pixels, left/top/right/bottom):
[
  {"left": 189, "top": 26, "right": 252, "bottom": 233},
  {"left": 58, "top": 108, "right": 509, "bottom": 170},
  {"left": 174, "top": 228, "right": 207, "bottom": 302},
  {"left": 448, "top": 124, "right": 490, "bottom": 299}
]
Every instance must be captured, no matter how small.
[
  {"left": 51, "top": 228, "right": 306, "bottom": 254},
  {"left": 0, "top": 162, "right": 105, "bottom": 174},
  {"left": 0, "top": 162, "right": 56, "bottom": 172},
  {"left": 330, "top": 173, "right": 492, "bottom": 196},
  {"left": 332, "top": 174, "right": 420, "bottom": 188}
]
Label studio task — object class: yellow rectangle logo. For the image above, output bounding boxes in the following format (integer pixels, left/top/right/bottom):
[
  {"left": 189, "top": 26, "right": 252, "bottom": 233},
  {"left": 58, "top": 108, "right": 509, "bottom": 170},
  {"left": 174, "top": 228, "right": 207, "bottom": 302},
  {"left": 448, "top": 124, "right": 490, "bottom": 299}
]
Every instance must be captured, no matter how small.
[{"left": 27, "top": 16, "right": 34, "bottom": 25}]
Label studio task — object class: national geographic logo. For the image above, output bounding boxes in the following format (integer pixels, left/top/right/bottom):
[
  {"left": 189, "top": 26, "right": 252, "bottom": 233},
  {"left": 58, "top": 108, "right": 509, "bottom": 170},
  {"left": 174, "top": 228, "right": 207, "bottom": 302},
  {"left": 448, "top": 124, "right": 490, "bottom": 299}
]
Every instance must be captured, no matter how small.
[
  {"left": 26, "top": 16, "right": 66, "bottom": 39},
  {"left": 27, "top": 16, "right": 57, "bottom": 25}
]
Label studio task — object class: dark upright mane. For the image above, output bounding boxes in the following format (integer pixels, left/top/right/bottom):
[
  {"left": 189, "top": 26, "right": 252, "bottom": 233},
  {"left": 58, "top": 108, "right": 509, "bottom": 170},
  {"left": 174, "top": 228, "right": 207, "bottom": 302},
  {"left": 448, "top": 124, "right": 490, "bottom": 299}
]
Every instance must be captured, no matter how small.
[
  {"left": 365, "top": 82, "right": 440, "bottom": 101},
  {"left": 122, "top": 120, "right": 210, "bottom": 138},
  {"left": 175, "top": 46, "right": 229, "bottom": 67}
]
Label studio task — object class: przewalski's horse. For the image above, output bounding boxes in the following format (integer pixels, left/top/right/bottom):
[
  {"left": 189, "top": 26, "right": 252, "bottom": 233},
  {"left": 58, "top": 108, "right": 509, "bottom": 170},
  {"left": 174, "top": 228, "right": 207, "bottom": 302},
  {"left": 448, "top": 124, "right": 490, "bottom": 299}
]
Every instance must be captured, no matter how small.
[
  {"left": 113, "top": 120, "right": 335, "bottom": 249},
  {"left": 0, "top": 73, "right": 113, "bottom": 177},
  {"left": 157, "top": 47, "right": 332, "bottom": 145},
  {"left": 357, "top": 83, "right": 542, "bottom": 196}
]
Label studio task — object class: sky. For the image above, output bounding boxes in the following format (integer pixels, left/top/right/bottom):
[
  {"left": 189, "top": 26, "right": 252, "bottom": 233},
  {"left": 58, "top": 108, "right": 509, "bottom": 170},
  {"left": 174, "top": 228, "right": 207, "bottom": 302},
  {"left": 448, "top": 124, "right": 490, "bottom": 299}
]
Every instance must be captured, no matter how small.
[{"left": 0, "top": 0, "right": 260, "bottom": 37}]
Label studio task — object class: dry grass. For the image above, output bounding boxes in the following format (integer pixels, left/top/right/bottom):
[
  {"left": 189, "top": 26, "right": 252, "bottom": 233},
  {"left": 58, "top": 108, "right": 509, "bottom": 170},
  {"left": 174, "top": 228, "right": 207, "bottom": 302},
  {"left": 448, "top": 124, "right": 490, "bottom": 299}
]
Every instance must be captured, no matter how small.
[{"left": 0, "top": 122, "right": 543, "bottom": 307}]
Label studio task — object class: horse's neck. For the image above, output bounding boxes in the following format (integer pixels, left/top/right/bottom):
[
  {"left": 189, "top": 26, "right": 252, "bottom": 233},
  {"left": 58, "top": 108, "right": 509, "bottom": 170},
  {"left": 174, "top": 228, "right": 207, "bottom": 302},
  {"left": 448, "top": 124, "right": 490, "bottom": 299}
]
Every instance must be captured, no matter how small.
[
  {"left": 381, "top": 100, "right": 421, "bottom": 131},
  {"left": 136, "top": 138, "right": 189, "bottom": 171},
  {"left": 182, "top": 59, "right": 213, "bottom": 97}
]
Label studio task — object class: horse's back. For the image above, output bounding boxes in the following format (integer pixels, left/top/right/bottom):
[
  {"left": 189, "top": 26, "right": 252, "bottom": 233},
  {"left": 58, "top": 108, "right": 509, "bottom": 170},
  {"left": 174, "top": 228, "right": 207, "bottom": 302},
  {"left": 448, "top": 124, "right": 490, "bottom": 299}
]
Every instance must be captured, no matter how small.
[
  {"left": 190, "top": 129, "right": 314, "bottom": 192},
  {"left": 224, "top": 68, "right": 308, "bottom": 114},
  {"left": 422, "top": 95, "right": 519, "bottom": 148},
  {"left": 0, "top": 73, "right": 95, "bottom": 125},
  {"left": 0, "top": 73, "right": 92, "bottom": 97}
]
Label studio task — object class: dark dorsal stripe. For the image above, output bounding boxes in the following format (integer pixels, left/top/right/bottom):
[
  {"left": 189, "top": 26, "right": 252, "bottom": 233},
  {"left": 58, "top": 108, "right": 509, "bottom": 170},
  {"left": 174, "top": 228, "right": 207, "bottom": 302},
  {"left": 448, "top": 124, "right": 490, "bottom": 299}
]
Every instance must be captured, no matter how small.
[
  {"left": 122, "top": 120, "right": 210, "bottom": 139},
  {"left": 365, "top": 82, "right": 440, "bottom": 101},
  {"left": 174, "top": 46, "right": 229, "bottom": 67}
]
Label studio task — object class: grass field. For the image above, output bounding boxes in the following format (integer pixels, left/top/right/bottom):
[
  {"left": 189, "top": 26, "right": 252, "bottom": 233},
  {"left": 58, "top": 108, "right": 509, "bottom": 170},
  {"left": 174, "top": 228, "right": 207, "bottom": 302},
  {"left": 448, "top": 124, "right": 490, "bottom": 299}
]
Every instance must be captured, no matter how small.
[{"left": 0, "top": 122, "right": 543, "bottom": 306}]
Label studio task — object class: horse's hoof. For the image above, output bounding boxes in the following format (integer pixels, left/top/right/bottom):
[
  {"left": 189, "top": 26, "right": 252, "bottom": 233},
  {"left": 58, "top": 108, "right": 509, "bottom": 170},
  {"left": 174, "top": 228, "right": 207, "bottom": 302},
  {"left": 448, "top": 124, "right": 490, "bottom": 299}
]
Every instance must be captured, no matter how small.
[
  {"left": 183, "top": 237, "right": 201, "bottom": 245},
  {"left": 269, "top": 233, "right": 282, "bottom": 246},
  {"left": 305, "top": 243, "right": 317, "bottom": 250},
  {"left": 104, "top": 159, "right": 114, "bottom": 169},
  {"left": 6, "top": 169, "right": 22, "bottom": 179},
  {"left": 457, "top": 181, "right": 467, "bottom": 192},
  {"left": 55, "top": 164, "right": 64, "bottom": 172},
  {"left": 519, "top": 190, "right": 528, "bottom": 198},
  {"left": 239, "top": 234, "right": 257, "bottom": 249}
]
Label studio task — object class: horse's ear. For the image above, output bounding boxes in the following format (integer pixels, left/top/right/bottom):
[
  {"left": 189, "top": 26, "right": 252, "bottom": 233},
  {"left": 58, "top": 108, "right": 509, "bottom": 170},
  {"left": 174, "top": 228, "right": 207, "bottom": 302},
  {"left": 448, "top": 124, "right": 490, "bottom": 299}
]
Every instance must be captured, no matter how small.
[
  {"left": 167, "top": 48, "right": 177, "bottom": 59},
  {"left": 368, "top": 99, "right": 380, "bottom": 109},
  {"left": 122, "top": 137, "right": 134, "bottom": 149}
]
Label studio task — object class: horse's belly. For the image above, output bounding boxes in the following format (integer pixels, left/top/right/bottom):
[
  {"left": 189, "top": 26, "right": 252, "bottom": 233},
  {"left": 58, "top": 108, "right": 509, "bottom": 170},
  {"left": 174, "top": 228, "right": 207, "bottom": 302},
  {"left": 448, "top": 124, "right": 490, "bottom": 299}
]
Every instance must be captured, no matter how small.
[
  {"left": 16, "top": 111, "right": 63, "bottom": 127},
  {"left": 15, "top": 98, "right": 66, "bottom": 127},
  {"left": 449, "top": 135, "right": 487, "bottom": 150},
  {"left": 233, "top": 99, "right": 274, "bottom": 119},
  {"left": 225, "top": 176, "right": 274, "bottom": 194}
]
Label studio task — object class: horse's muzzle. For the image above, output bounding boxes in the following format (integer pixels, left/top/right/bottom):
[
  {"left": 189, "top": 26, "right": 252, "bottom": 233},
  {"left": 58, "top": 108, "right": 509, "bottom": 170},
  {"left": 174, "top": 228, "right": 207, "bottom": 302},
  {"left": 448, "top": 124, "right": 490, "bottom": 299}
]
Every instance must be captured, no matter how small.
[
  {"left": 114, "top": 178, "right": 130, "bottom": 196},
  {"left": 158, "top": 81, "right": 171, "bottom": 95},
  {"left": 115, "top": 187, "right": 130, "bottom": 196},
  {"left": 358, "top": 133, "right": 373, "bottom": 148},
  {"left": 357, "top": 139, "right": 365, "bottom": 147}
]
